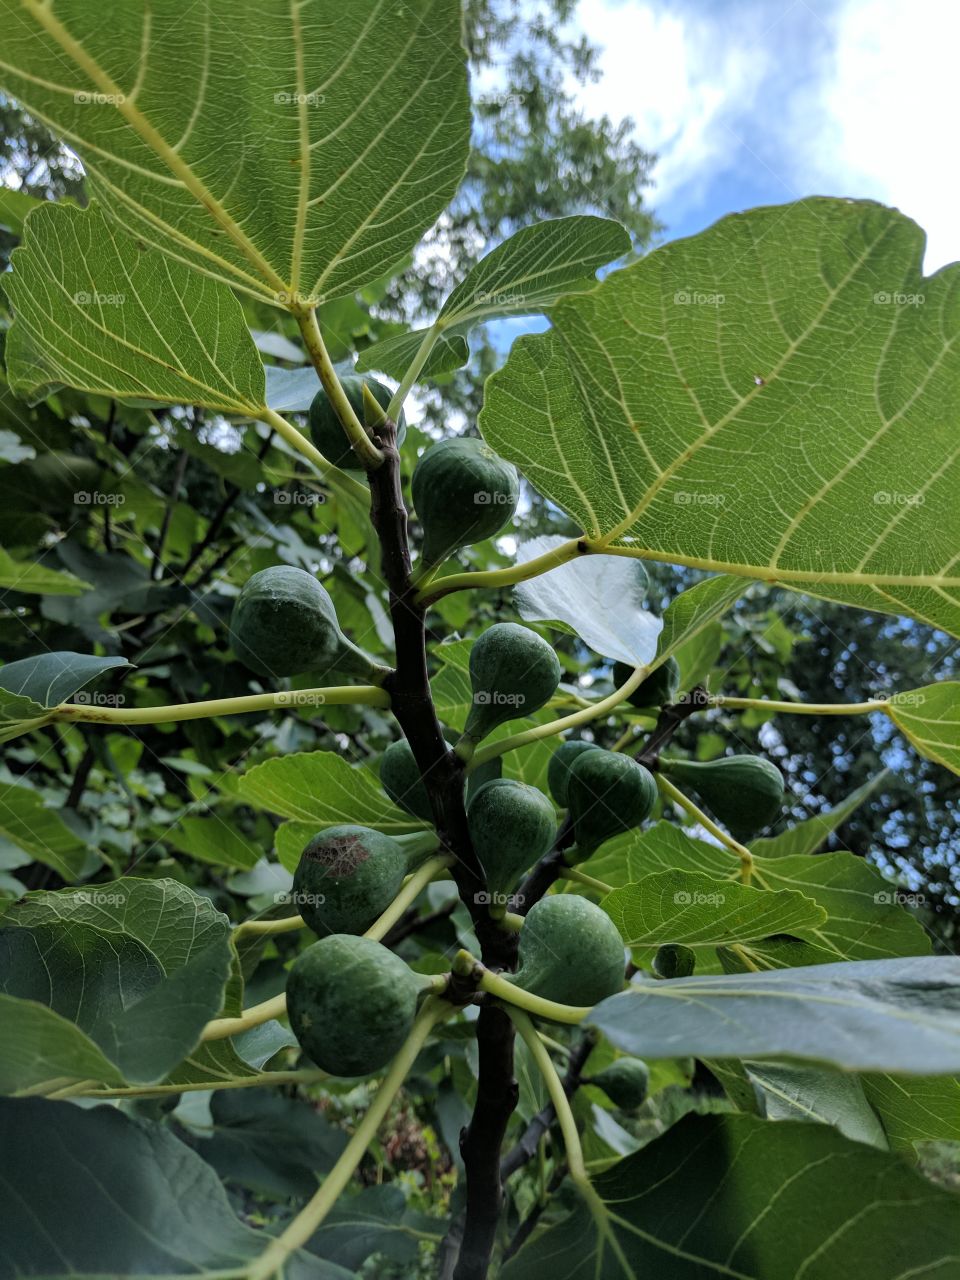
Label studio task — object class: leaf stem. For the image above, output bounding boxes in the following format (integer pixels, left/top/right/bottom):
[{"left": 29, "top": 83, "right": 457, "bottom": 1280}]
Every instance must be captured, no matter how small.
[
  {"left": 656, "top": 774, "right": 754, "bottom": 883},
  {"left": 469, "top": 963, "right": 590, "bottom": 1025},
  {"left": 709, "top": 694, "right": 889, "bottom": 715},
  {"left": 233, "top": 914, "right": 306, "bottom": 940},
  {"left": 292, "top": 306, "right": 383, "bottom": 470},
  {"left": 52, "top": 685, "right": 390, "bottom": 727},
  {"left": 259, "top": 407, "right": 369, "bottom": 501},
  {"left": 468, "top": 664, "right": 651, "bottom": 770},
  {"left": 416, "top": 537, "right": 585, "bottom": 604},
  {"left": 557, "top": 866, "right": 612, "bottom": 895},
  {"left": 387, "top": 323, "right": 442, "bottom": 421},
  {"left": 244, "top": 997, "right": 449, "bottom": 1280},
  {"left": 57, "top": 1069, "right": 330, "bottom": 1101}
]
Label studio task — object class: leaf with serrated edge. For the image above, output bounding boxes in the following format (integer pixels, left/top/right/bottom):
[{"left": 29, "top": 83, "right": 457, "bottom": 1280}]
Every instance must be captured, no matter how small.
[
  {"left": 0, "top": 0, "right": 469, "bottom": 308},
  {"left": 5, "top": 203, "right": 265, "bottom": 410},
  {"left": 481, "top": 199, "right": 960, "bottom": 638}
]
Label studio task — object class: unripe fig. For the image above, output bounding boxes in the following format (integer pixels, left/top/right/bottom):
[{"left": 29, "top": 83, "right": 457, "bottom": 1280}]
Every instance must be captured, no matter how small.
[
  {"left": 467, "top": 779, "right": 557, "bottom": 902},
  {"left": 511, "top": 894, "right": 625, "bottom": 1008},
  {"left": 308, "top": 374, "right": 405, "bottom": 470},
  {"left": 412, "top": 437, "right": 519, "bottom": 568},
  {"left": 380, "top": 733, "right": 500, "bottom": 821},
  {"left": 660, "top": 754, "right": 784, "bottom": 841},
  {"left": 231, "top": 565, "right": 384, "bottom": 680},
  {"left": 566, "top": 748, "right": 657, "bottom": 860},
  {"left": 613, "top": 655, "right": 681, "bottom": 709},
  {"left": 286, "top": 934, "right": 430, "bottom": 1076},
  {"left": 293, "top": 825, "right": 407, "bottom": 936},
  {"left": 589, "top": 1057, "right": 650, "bottom": 1110},
  {"left": 548, "top": 739, "right": 602, "bottom": 808},
  {"left": 653, "top": 943, "right": 696, "bottom": 979},
  {"left": 463, "top": 622, "right": 561, "bottom": 745}
]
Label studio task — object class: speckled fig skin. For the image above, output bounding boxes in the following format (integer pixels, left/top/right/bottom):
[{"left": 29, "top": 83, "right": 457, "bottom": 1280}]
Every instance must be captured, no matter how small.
[
  {"left": 566, "top": 748, "right": 657, "bottom": 859},
  {"left": 548, "top": 739, "right": 602, "bottom": 808},
  {"left": 661, "top": 754, "right": 784, "bottom": 841},
  {"left": 411, "top": 437, "right": 519, "bottom": 567},
  {"left": 293, "top": 825, "right": 406, "bottom": 936},
  {"left": 511, "top": 895, "right": 625, "bottom": 1008},
  {"left": 463, "top": 622, "right": 561, "bottom": 743},
  {"left": 467, "top": 778, "right": 557, "bottom": 898},
  {"left": 230, "top": 565, "right": 381, "bottom": 680},
  {"left": 286, "top": 934, "right": 424, "bottom": 1076}
]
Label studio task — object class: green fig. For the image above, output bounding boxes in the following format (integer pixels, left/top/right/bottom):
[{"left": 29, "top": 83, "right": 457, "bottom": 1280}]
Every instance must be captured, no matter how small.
[
  {"left": 412, "top": 437, "right": 519, "bottom": 568},
  {"left": 462, "top": 623, "right": 561, "bottom": 745},
  {"left": 653, "top": 943, "right": 696, "bottom": 979},
  {"left": 548, "top": 739, "right": 602, "bottom": 808},
  {"left": 286, "top": 934, "right": 430, "bottom": 1076},
  {"left": 308, "top": 374, "right": 405, "bottom": 470},
  {"left": 380, "top": 734, "right": 501, "bottom": 821},
  {"left": 231, "top": 565, "right": 385, "bottom": 680},
  {"left": 467, "top": 779, "right": 557, "bottom": 906},
  {"left": 660, "top": 754, "right": 784, "bottom": 841},
  {"left": 292, "top": 825, "right": 407, "bottom": 936},
  {"left": 589, "top": 1057, "right": 650, "bottom": 1110},
  {"left": 613, "top": 655, "right": 681, "bottom": 709},
  {"left": 510, "top": 894, "right": 625, "bottom": 1009},
  {"left": 566, "top": 748, "right": 657, "bottom": 860}
]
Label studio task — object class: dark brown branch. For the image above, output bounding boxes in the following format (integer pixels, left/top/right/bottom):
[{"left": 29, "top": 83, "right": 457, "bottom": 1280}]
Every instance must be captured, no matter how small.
[
  {"left": 151, "top": 449, "right": 189, "bottom": 581},
  {"left": 499, "top": 1032, "right": 594, "bottom": 1180},
  {"left": 366, "top": 416, "right": 518, "bottom": 1280}
]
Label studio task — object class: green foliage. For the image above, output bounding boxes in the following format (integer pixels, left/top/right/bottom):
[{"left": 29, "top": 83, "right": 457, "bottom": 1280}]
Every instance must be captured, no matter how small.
[
  {"left": 512, "top": 894, "right": 625, "bottom": 1008},
  {"left": 309, "top": 374, "right": 405, "bottom": 470},
  {"left": 292, "top": 825, "right": 407, "bottom": 936},
  {"left": 463, "top": 621, "right": 562, "bottom": 742},
  {"left": 661, "top": 754, "right": 785, "bottom": 841},
  {"left": 412, "top": 437, "right": 519, "bottom": 568},
  {"left": 566, "top": 748, "right": 657, "bottom": 859},
  {"left": 467, "top": 779, "right": 556, "bottom": 900},
  {"left": 231, "top": 565, "right": 380, "bottom": 680},
  {"left": 286, "top": 934, "right": 424, "bottom": 1077},
  {"left": 589, "top": 1057, "right": 650, "bottom": 1110}
]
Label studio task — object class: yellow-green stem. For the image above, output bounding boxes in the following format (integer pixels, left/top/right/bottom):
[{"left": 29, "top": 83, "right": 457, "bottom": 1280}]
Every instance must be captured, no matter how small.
[
  {"left": 234, "top": 914, "right": 306, "bottom": 940},
  {"left": 558, "top": 866, "right": 613, "bottom": 896},
  {"left": 416, "top": 537, "right": 584, "bottom": 604},
  {"left": 387, "top": 323, "right": 442, "bottom": 421},
  {"left": 292, "top": 306, "right": 383, "bottom": 470},
  {"left": 55, "top": 1069, "right": 329, "bottom": 1102},
  {"left": 709, "top": 695, "right": 888, "bottom": 716},
  {"left": 476, "top": 967, "right": 590, "bottom": 1025},
  {"left": 245, "top": 998, "right": 449, "bottom": 1280},
  {"left": 53, "top": 685, "right": 390, "bottom": 727},
  {"left": 656, "top": 774, "right": 754, "bottom": 883},
  {"left": 468, "top": 664, "right": 651, "bottom": 770},
  {"left": 259, "top": 407, "right": 368, "bottom": 501}
]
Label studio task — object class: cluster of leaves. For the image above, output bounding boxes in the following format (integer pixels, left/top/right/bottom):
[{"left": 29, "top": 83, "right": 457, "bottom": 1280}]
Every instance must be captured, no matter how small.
[{"left": 0, "top": 2, "right": 959, "bottom": 1279}]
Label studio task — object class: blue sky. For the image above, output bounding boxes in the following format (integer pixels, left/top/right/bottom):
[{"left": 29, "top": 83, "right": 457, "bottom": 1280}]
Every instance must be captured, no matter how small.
[{"left": 570, "top": 0, "right": 957, "bottom": 272}]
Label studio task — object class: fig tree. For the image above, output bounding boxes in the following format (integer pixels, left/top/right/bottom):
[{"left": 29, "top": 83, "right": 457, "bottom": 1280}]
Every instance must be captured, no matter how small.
[
  {"left": 462, "top": 622, "right": 561, "bottom": 745},
  {"left": 286, "top": 934, "right": 430, "bottom": 1076},
  {"left": 230, "top": 565, "right": 384, "bottom": 680},
  {"left": 308, "top": 374, "right": 405, "bottom": 470},
  {"left": 467, "top": 779, "right": 556, "bottom": 904},
  {"left": 660, "top": 754, "right": 784, "bottom": 840},
  {"left": 411, "top": 437, "right": 519, "bottom": 568},
  {"left": 293, "top": 825, "right": 407, "bottom": 936},
  {"left": 511, "top": 894, "right": 625, "bottom": 1008},
  {"left": 565, "top": 748, "right": 657, "bottom": 860}
]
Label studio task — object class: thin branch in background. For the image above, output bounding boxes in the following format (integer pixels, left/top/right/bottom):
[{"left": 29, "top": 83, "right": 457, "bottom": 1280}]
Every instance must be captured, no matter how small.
[{"left": 151, "top": 448, "right": 189, "bottom": 581}]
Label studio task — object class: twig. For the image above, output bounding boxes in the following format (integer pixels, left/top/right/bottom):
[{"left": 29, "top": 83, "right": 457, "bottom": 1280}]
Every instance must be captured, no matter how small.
[{"left": 152, "top": 448, "right": 189, "bottom": 580}]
